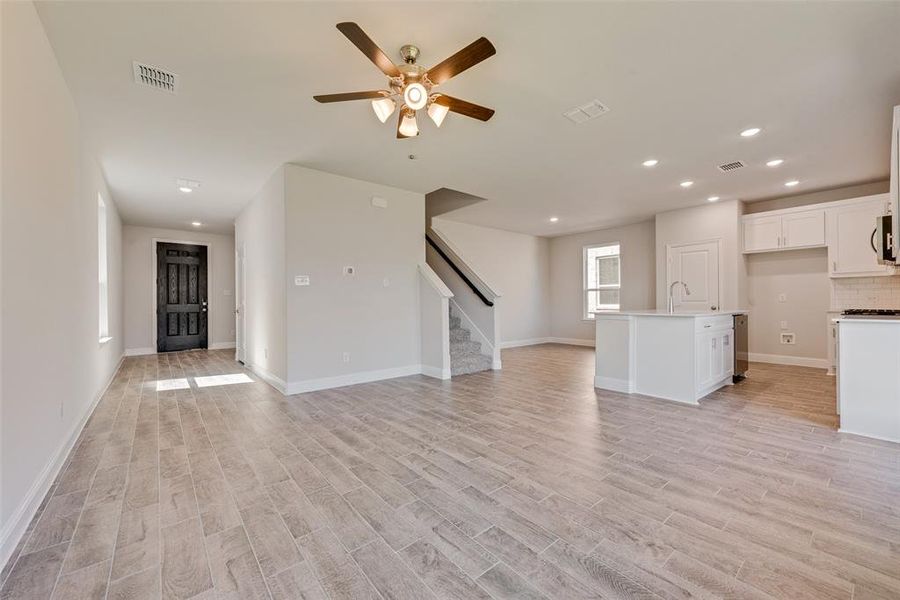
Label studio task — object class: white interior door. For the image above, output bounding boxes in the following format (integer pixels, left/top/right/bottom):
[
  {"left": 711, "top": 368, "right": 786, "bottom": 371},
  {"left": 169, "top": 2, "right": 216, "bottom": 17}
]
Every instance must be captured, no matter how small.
[
  {"left": 667, "top": 240, "right": 720, "bottom": 312},
  {"left": 235, "top": 244, "right": 246, "bottom": 362}
]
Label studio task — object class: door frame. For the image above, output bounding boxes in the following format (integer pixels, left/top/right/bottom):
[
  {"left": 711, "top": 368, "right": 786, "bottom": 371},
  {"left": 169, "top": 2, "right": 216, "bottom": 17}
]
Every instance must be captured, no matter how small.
[
  {"left": 665, "top": 238, "right": 723, "bottom": 312},
  {"left": 235, "top": 242, "right": 246, "bottom": 363},
  {"left": 151, "top": 238, "right": 213, "bottom": 353}
]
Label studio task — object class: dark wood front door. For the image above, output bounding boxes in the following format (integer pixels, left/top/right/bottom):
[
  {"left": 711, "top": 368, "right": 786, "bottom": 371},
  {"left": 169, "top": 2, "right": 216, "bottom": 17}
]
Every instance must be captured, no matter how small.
[{"left": 157, "top": 242, "right": 208, "bottom": 352}]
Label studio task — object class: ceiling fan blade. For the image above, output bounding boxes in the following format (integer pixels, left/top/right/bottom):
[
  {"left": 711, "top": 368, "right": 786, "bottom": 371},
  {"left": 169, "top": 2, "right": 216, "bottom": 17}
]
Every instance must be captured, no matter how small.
[
  {"left": 426, "top": 37, "right": 496, "bottom": 85},
  {"left": 434, "top": 95, "right": 495, "bottom": 121},
  {"left": 336, "top": 22, "right": 401, "bottom": 78},
  {"left": 313, "top": 91, "right": 387, "bottom": 103}
]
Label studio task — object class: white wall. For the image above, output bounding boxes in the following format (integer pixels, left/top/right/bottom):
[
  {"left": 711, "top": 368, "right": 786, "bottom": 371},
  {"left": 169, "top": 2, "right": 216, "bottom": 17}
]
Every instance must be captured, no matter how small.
[
  {"left": 548, "top": 220, "right": 656, "bottom": 343},
  {"left": 283, "top": 165, "right": 424, "bottom": 391},
  {"left": 1, "top": 0, "right": 123, "bottom": 566},
  {"left": 234, "top": 167, "right": 286, "bottom": 386},
  {"left": 746, "top": 249, "right": 830, "bottom": 360},
  {"left": 122, "top": 226, "right": 235, "bottom": 354},
  {"left": 431, "top": 217, "right": 550, "bottom": 345},
  {"left": 655, "top": 199, "right": 743, "bottom": 310}
]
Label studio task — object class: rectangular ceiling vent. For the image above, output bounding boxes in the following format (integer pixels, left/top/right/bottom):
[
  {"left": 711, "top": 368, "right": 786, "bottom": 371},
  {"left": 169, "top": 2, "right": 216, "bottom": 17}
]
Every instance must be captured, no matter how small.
[
  {"left": 133, "top": 61, "right": 179, "bottom": 94},
  {"left": 564, "top": 99, "right": 610, "bottom": 124},
  {"left": 717, "top": 160, "right": 745, "bottom": 173}
]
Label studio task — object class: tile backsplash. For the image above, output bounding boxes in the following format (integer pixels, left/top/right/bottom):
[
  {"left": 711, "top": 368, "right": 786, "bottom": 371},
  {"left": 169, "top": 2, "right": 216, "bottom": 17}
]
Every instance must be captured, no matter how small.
[{"left": 832, "top": 276, "right": 900, "bottom": 310}]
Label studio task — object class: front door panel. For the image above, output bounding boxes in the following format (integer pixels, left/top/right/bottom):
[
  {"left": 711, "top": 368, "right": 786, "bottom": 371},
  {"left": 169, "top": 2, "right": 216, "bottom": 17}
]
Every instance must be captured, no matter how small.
[{"left": 157, "top": 242, "right": 208, "bottom": 352}]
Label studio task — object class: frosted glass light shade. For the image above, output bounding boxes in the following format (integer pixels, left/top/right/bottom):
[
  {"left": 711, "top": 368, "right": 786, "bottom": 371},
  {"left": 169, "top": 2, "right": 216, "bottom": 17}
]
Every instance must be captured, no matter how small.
[
  {"left": 403, "top": 83, "right": 427, "bottom": 110},
  {"left": 371, "top": 97, "right": 396, "bottom": 123},
  {"left": 428, "top": 102, "right": 449, "bottom": 127},
  {"left": 399, "top": 112, "right": 419, "bottom": 137}
]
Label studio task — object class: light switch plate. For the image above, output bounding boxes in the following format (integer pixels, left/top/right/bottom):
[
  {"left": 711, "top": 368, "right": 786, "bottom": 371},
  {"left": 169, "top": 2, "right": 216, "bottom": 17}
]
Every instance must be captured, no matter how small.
[
  {"left": 295, "top": 275, "right": 310, "bottom": 286},
  {"left": 371, "top": 196, "right": 388, "bottom": 208}
]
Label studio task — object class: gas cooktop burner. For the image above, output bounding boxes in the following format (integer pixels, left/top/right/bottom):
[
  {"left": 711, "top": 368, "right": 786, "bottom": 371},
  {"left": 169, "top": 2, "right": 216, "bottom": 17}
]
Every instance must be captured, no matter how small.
[{"left": 842, "top": 309, "right": 900, "bottom": 316}]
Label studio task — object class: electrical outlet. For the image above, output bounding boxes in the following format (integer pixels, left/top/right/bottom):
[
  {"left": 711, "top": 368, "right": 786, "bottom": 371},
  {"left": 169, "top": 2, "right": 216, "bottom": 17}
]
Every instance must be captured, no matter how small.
[
  {"left": 342, "top": 352, "right": 351, "bottom": 363},
  {"left": 780, "top": 320, "right": 788, "bottom": 330},
  {"left": 294, "top": 275, "right": 310, "bottom": 286},
  {"left": 383, "top": 277, "right": 390, "bottom": 287},
  {"left": 780, "top": 333, "right": 795, "bottom": 345},
  {"left": 778, "top": 293, "right": 787, "bottom": 303}
]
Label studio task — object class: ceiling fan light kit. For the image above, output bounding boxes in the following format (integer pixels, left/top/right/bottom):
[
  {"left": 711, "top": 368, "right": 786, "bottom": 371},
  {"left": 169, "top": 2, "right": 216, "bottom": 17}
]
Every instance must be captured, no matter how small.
[{"left": 313, "top": 22, "right": 496, "bottom": 139}]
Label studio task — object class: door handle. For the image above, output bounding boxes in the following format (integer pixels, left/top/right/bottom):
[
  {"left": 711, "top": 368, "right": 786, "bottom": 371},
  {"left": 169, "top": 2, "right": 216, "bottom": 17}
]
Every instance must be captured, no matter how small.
[{"left": 711, "top": 305, "right": 718, "bottom": 311}]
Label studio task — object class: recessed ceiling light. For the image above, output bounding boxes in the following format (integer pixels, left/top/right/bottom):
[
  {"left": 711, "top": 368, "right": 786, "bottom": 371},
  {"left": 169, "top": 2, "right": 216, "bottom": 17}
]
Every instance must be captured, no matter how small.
[
  {"left": 766, "top": 159, "right": 784, "bottom": 167},
  {"left": 549, "top": 217, "right": 559, "bottom": 223},
  {"left": 642, "top": 159, "right": 658, "bottom": 167},
  {"left": 680, "top": 181, "right": 694, "bottom": 188},
  {"left": 707, "top": 196, "right": 720, "bottom": 202},
  {"left": 740, "top": 127, "right": 761, "bottom": 137},
  {"left": 191, "top": 221, "right": 202, "bottom": 227},
  {"left": 784, "top": 180, "right": 800, "bottom": 187},
  {"left": 179, "top": 186, "right": 193, "bottom": 194}
]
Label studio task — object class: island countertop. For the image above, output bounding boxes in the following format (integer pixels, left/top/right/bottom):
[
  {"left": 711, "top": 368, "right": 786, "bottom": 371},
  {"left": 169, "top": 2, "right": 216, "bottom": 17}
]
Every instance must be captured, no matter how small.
[{"left": 593, "top": 309, "right": 748, "bottom": 318}]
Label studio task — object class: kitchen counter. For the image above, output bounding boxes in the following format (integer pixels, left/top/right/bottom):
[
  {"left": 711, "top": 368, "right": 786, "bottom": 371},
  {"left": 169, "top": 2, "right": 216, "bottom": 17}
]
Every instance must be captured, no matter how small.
[
  {"left": 594, "top": 309, "right": 748, "bottom": 318},
  {"left": 593, "top": 310, "right": 745, "bottom": 405}
]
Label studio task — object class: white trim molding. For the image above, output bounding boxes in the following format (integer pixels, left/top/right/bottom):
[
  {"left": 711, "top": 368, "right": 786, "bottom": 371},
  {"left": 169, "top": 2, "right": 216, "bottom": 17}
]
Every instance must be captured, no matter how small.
[
  {"left": 420, "top": 364, "right": 452, "bottom": 380},
  {"left": 246, "top": 362, "right": 287, "bottom": 395},
  {"left": 210, "top": 342, "right": 236, "bottom": 350},
  {"left": 545, "top": 337, "right": 596, "bottom": 347},
  {"left": 286, "top": 364, "right": 423, "bottom": 395},
  {"left": 0, "top": 354, "right": 125, "bottom": 571},
  {"left": 748, "top": 352, "right": 829, "bottom": 369},
  {"left": 124, "top": 347, "right": 155, "bottom": 356},
  {"left": 594, "top": 375, "right": 634, "bottom": 393}
]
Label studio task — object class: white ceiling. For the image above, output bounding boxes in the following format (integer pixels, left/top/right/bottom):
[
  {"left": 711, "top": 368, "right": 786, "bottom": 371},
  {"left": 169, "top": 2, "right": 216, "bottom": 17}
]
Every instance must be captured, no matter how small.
[{"left": 36, "top": 1, "right": 900, "bottom": 236}]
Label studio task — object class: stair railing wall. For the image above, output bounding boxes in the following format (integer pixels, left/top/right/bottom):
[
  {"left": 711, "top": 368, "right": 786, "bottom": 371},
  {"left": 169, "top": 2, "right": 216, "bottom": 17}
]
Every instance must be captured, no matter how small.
[
  {"left": 425, "top": 228, "right": 502, "bottom": 369},
  {"left": 417, "top": 263, "right": 453, "bottom": 379}
]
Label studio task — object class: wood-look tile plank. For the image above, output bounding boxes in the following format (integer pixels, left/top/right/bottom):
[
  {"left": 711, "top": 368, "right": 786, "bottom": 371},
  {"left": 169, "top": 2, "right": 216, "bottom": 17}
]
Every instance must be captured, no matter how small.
[
  {"left": 351, "top": 538, "right": 438, "bottom": 599},
  {"left": 295, "top": 528, "right": 380, "bottom": 600},
  {"left": 205, "top": 525, "right": 270, "bottom": 600},
  {"left": 160, "top": 517, "right": 213, "bottom": 600}
]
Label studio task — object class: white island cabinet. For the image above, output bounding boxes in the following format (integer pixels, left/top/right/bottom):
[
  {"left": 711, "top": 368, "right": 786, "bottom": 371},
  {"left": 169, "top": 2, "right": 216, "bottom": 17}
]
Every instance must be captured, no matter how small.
[
  {"left": 837, "top": 317, "right": 900, "bottom": 443},
  {"left": 594, "top": 310, "right": 746, "bottom": 405}
]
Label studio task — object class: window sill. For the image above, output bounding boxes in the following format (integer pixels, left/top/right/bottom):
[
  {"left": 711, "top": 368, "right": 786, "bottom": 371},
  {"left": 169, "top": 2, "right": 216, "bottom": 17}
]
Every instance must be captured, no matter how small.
[{"left": 99, "top": 336, "right": 113, "bottom": 345}]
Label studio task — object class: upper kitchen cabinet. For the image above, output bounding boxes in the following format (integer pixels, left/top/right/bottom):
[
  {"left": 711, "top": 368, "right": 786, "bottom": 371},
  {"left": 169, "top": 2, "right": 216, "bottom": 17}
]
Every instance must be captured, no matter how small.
[
  {"left": 742, "top": 208, "right": 825, "bottom": 253},
  {"left": 827, "top": 193, "right": 893, "bottom": 277}
]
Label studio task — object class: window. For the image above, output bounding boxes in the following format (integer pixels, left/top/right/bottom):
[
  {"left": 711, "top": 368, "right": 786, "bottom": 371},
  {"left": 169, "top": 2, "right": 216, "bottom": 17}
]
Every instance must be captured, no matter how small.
[
  {"left": 98, "top": 194, "right": 110, "bottom": 341},
  {"left": 583, "top": 243, "right": 621, "bottom": 318}
]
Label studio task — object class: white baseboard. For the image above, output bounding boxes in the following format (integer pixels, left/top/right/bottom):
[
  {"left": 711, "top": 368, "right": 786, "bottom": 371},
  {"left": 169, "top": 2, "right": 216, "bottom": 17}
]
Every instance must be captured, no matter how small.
[
  {"left": 594, "top": 375, "right": 634, "bottom": 393},
  {"left": 246, "top": 363, "right": 287, "bottom": 395},
  {"left": 287, "top": 364, "right": 423, "bottom": 395},
  {"left": 210, "top": 342, "right": 236, "bottom": 350},
  {"left": 500, "top": 338, "right": 550, "bottom": 349},
  {"left": 838, "top": 428, "right": 900, "bottom": 444},
  {"left": 748, "top": 352, "right": 828, "bottom": 369},
  {"left": 0, "top": 353, "right": 124, "bottom": 572},
  {"left": 420, "top": 365, "right": 451, "bottom": 380},
  {"left": 124, "top": 347, "right": 155, "bottom": 356},
  {"left": 546, "top": 337, "right": 595, "bottom": 347}
]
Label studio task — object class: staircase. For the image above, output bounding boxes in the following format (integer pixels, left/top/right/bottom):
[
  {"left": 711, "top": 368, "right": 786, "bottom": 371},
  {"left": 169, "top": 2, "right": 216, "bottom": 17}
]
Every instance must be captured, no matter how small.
[{"left": 450, "top": 306, "right": 493, "bottom": 376}]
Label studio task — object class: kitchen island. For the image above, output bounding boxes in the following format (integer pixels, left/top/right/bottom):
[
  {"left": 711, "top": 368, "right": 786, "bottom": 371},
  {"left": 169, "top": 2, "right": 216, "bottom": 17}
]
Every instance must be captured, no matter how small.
[
  {"left": 837, "top": 315, "right": 900, "bottom": 442},
  {"left": 593, "top": 310, "right": 748, "bottom": 405}
]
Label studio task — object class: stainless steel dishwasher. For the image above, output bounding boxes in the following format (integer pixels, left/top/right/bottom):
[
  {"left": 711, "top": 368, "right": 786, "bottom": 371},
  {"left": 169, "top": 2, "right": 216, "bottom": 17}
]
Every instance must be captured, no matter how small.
[{"left": 733, "top": 314, "right": 748, "bottom": 382}]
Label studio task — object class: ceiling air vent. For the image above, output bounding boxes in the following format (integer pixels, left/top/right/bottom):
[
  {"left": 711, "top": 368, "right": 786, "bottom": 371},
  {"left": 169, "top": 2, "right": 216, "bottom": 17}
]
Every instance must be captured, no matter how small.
[
  {"left": 717, "top": 160, "right": 745, "bottom": 173},
  {"left": 564, "top": 99, "right": 610, "bottom": 124},
  {"left": 133, "top": 61, "right": 179, "bottom": 94}
]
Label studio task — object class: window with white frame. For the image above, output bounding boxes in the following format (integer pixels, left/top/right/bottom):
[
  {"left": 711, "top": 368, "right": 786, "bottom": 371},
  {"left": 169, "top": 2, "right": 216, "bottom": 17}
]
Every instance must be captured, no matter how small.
[
  {"left": 98, "top": 194, "right": 110, "bottom": 340},
  {"left": 583, "top": 243, "right": 621, "bottom": 318}
]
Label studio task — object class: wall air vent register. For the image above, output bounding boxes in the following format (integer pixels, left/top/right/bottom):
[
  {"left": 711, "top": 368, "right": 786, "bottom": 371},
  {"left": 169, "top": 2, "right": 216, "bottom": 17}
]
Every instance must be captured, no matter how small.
[{"left": 133, "top": 61, "right": 179, "bottom": 94}]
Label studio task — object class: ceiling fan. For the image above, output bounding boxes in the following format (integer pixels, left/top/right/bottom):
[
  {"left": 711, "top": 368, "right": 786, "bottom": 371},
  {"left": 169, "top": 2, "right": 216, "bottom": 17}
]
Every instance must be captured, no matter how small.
[{"left": 313, "top": 22, "right": 496, "bottom": 138}]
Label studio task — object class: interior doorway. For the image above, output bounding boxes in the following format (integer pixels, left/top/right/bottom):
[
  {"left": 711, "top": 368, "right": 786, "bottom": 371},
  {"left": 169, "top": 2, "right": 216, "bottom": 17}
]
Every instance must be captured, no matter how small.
[
  {"left": 156, "top": 242, "right": 208, "bottom": 352},
  {"left": 666, "top": 239, "right": 722, "bottom": 312}
]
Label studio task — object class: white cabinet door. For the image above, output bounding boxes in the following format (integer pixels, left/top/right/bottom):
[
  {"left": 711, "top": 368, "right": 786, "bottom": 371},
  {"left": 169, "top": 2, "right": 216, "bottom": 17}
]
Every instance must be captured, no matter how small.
[
  {"left": 721, "top": 331, "right": 734, "bottom": 377},
  {"left": 783, "top": 209, "right": 825, "bottom": 249},
  {"left": 695, "top": 331, "right": 714, "bottom": 390},
  {"left": 743, "top": 215, "right": 782, "bottom": 252},
  {"left": 828, "top": 196, "right": 892, "bottom": 277}
]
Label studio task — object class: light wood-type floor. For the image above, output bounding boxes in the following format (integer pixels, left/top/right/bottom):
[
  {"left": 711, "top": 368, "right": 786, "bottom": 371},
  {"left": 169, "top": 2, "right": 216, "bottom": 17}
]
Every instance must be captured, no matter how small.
[{"left": 2, "top": 345, "right": 899, "bottom": 600}]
